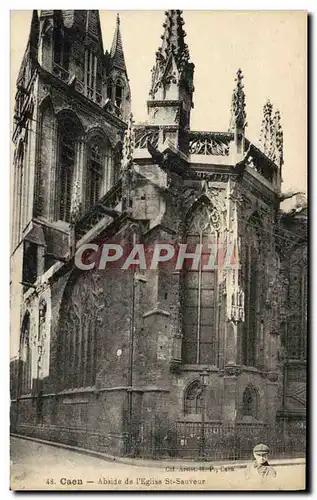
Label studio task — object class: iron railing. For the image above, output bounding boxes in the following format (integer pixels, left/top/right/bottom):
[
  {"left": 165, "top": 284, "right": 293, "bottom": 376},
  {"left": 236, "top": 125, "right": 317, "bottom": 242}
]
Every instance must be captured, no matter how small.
[{"left": 138, "top": 420, "right": 306, "bottom": 461}]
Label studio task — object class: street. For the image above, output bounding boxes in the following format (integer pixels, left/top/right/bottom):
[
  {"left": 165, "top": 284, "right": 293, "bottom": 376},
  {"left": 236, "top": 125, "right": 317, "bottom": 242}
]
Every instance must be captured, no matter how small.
[{"left": 10, "top": 436, "right": 305, "bottom": 491}]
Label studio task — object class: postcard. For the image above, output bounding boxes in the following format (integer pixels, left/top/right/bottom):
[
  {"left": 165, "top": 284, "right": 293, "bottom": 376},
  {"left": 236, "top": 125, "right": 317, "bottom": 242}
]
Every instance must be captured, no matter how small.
[{"left": 10, "top": 9, "right": 307, "bottom": 491}]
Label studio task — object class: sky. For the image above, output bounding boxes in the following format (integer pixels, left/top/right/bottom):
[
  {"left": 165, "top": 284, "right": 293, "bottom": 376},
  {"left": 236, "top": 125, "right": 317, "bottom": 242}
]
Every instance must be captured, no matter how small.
[{"left": 10, "top": 10, "right": 307, "bottom": 197}]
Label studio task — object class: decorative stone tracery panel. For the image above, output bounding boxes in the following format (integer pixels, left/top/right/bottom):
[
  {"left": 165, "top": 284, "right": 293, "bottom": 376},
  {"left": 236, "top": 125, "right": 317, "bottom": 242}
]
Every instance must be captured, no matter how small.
[{"left": 57, "top": 270, "right": 104, "bottom": 390}]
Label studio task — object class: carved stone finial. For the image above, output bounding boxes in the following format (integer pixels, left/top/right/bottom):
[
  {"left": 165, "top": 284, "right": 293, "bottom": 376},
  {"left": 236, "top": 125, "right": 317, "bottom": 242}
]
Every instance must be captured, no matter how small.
[
  {"left": 259, "top": 101, "right": 284, "bottom": 167},
  {"left": 259, "top": 99, "right": 274, "bottom": 157},
  {"left": 229, "top": 69, "right": 247, "bottom": 132},
  {"left": 149, "top": 10, "right": 192, "bottom": 99},
  {"left": 272, "top": 109, "right": 283, "bottom": 167}
]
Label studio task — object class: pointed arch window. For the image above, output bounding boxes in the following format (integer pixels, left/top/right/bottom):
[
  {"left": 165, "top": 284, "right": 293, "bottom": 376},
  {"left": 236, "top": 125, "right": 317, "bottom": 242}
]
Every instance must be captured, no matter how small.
[
  {"left": 57, "top": 270, "right": 102, "bottom": 390},
  {"left": 182, "top": 202, "right": 220, "bottom": 365},
  {"left": 242, "top": 213, "right": 263, "bottom": 367},
  {"left": 15, "top": 140, "right": 25, "bottom": 243},
  {"left": 19, "top": 311, "right": 32, "bottom": 396},
  {"left": 106, "top": 79, "right": 113, "bottom": 101},
  {"left": 184, "top": 381, "right": 204, "bottom": 415},
  {"left": 86, "top": 135, "right": 114, "bottom": 207},
  {"left": 84, "top": 50, "right": 97, "bottom": 100},
  {"left": 115, "top": 79, "right": 124, "bottom": 108},
  {"left": 242, "top": 385, "right": 259, "bottom": 419},
  {"left": 53, "top": 24, "right": 70, "bottom": 78},
  {"left": 86, "top": 142, "right": 103, "bottom": 208},
  {"left": 287, "top": 245, "right": 307, "bottom": 360},
  {"left": 57, "top": 117, "right": 78, "bottom": 222}
]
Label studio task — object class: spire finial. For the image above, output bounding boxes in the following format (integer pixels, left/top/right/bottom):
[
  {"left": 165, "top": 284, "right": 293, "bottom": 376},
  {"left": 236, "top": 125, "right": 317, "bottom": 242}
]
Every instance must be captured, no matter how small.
[
  {"left": 158, "top": 10, "right": 190, "bottom": 68},
  {"left": 110, "top": 13, "right": 126, "bottom": 71},
  {"left": 259, "top": 99, "right": 274, "bottom": 157},
  {"left": 259, "top": 101, "right": 283, "bottom": 167},
  {"left": 149, "top": 10, "right": 193, "bottom": 99},
  {"left": 272, "top": 108, "right": 283, "bottom": 167},
  {"left": 229, "top": 69, "right": 247, "bottom": 133}
]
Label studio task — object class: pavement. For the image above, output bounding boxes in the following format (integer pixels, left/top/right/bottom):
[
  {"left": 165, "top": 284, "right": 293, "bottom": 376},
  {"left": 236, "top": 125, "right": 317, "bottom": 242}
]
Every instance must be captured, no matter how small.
[{"left": 10, "top": 435, "right": 306, "bottom": 491}]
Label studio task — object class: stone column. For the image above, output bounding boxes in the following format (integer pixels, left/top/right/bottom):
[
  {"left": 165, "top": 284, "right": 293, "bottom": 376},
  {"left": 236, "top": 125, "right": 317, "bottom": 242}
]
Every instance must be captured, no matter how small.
[
  {"left": 76, "top": 139, "right": 85, "bottom": 209},
  {"left": 222, "top": 367, "right": 241, "bottom": 423},
  {"left": 170, "top": 271, "right": 183, "bottom": 370},
  {"left": 48, "top": 119, "right": 58, "bottom": 220},
  {"left": 224, "top": 321, "right": 237, "bottom": 366}
]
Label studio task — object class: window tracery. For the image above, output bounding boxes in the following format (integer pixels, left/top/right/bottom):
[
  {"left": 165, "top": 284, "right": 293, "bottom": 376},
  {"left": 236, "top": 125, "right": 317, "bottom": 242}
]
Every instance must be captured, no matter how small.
[
  {"left": 57, "top": 117, "right": 79, "bottom": 222},
  {"left": 242, "top": 213, "right": 263, "bottom": 367},
  {"left": 86, "top": 136, "right": 114, "bottom": 207},
  {"left": 57, "top": 270, "right": 104, "bottom": 390},
  {"left": 115, "top": 79, "right": 124, "bottom": 108},
  {"left": 85, "top": 50, "right": 97, "bottom": 100},
  {"left": 182, "top": 201, "right": 219, "bottom": 365},
  {"left": 184, "top": 381, "right": 204, "bottom": 415},
  {"left": 242, "top": 385, "right": 259, "bottom": 419},
  {"left": 86, "top": 142, "right": 102, "bottom": 208},
  {"left": 286, "top": 245, "right": 307, "bottom": 360}
]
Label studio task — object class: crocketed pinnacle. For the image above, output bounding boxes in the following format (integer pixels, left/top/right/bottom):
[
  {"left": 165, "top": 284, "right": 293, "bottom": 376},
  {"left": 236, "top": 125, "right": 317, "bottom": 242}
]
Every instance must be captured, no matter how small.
[
  {"left": 110, "top": 13, "right": 127, "bottom": 71},
  {"left": 259, "top": 99, "right": 273, "bottom": 154},
  {"left": 272, "top": 109, "right": 283, "bottom": 165},
  {"left": 259, "top": 100, "right": 283, "bottom": 166},
  {"left": 156, "top": 10, "right": 190, "bottom": 70},
  {"left": 229, "top": 69, "right": 247, "bottom": 132}
]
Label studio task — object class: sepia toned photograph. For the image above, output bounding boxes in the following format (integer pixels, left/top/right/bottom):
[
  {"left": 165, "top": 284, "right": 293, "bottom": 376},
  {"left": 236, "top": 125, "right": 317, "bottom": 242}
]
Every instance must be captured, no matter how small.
[{"left": 10, "top": 9, "right": 307, "bottom": 491}]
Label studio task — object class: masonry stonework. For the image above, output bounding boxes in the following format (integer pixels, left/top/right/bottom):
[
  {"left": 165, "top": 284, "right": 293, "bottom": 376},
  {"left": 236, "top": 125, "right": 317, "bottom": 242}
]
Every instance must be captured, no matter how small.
[{"left": 11, "top": 10, "right": 307, "bottom": 459}]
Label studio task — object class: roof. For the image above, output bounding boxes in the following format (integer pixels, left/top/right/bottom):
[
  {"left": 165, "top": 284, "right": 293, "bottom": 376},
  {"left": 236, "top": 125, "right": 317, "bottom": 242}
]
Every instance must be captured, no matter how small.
[{"left": 110, "top": 14, "right": 127, "bottom": 72}]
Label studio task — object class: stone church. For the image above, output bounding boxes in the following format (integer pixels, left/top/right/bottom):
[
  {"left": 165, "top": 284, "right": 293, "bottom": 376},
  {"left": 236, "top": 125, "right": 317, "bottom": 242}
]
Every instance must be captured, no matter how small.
[{"left": 10, "top": 10, "right": 307, "bottom": 458}]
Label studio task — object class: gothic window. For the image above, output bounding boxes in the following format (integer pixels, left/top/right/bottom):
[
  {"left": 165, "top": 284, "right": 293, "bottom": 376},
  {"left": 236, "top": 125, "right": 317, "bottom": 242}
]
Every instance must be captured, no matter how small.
[
  {"left": 53, "top": 25, "right": 70, "bottom": 72},
  {"left": 113, "top": 144, "right": 122, "bottom": 185},
  {"left": 242, "top": 213, "right": 263, "bottom": 367},
  {"left": 22, "top": 240, "right": 38, "bottom": 286},
  {"left": 14, "top": 89, "right": 27, "bottom": 123},
  {"left": 184, "top": 381, "right": 204, "bottom": 415},
  {"left": 57, "top": 271, "right": 103, "bottom": 390},
  {"left": 287, "top": 246, "right": 307, "bottom": 360},
  {"left": 35, "top": 101, "right": 54, "bottom": 217},
  {"left": 85, "top": 50, "right": 97, "bottom": 100},
  {"left": 106, "top": 80, "right": 113, "bottom": 101},
  {"left": 19, "top": 311, "right": 32, "bottom": 395},
  {"left": 182, "top": 202, "right": 219, "bottom": 365},
  {"left": 57, "top": 118, "right": 78, "bottom": 222},
  {"left": 86, "top": 142, "right": 103, "bottom": 208},
  {"left": 115, "top": 79, "right": 124, "bottom": 108},
  {"left": 242, "top": 386, "right": 259, "bottom": 419},
  {"left": 86, "top": 136, "right": 114, "bottom": 207},
  {"left": 15, "top": 140, "right": 24, "bottom": 243}
]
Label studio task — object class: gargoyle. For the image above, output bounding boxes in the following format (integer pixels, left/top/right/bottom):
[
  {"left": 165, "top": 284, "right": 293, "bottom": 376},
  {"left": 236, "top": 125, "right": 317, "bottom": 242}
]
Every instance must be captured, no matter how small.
[{"left": 232, "top": 143, "right": 252, "bottom": 177}]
